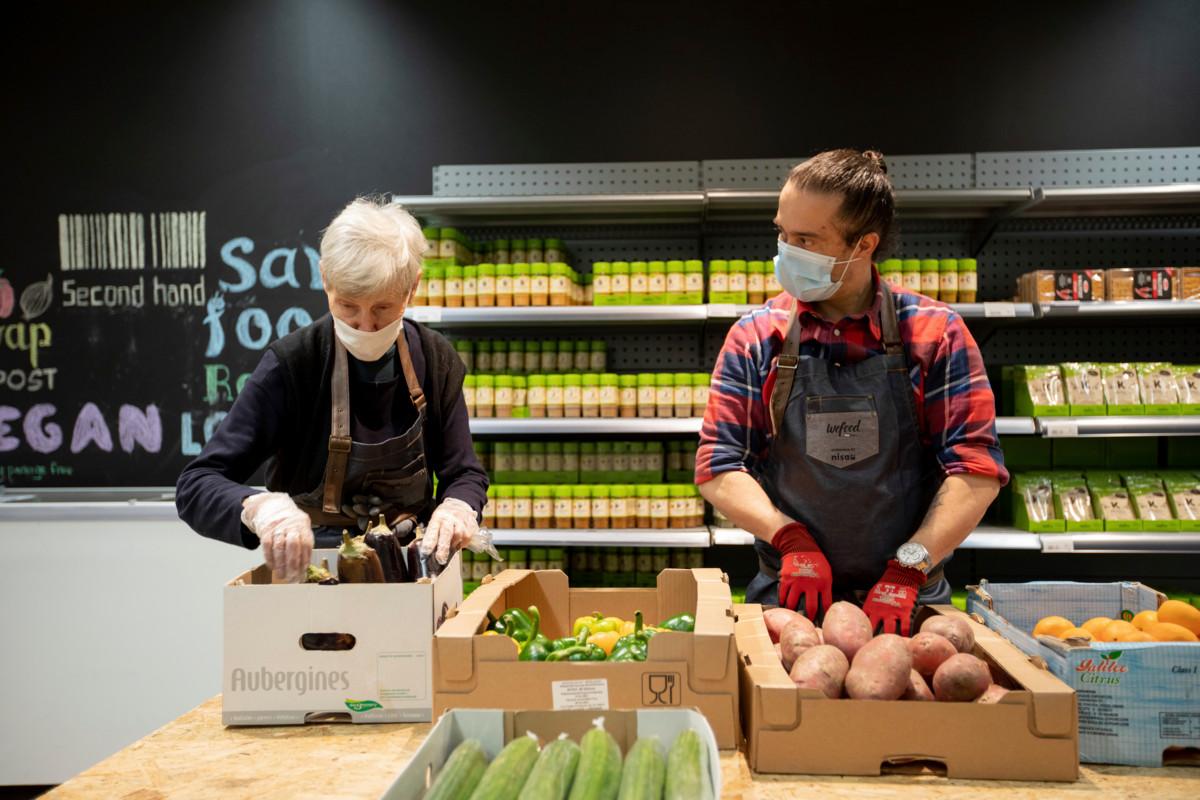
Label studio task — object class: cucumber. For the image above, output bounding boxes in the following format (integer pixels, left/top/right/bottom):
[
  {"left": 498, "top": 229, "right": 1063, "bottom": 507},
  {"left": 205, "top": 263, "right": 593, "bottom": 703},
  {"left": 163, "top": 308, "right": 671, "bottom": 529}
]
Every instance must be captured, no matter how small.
[
  {"left": 617, "top": 737, "right": 665, "bottom": 800},
  {"left": 566, "top": 725, "right": 623, "bottom": 800},
  {"left": 663, "top": 730, "right": 711, "bottom": 800},
  {"left": 521, "top": 737, "right": 581, "bottom": 800},
  {"left": 467, "top": 734, "right": 539, "bottom": 800},
  {"left": 426, "top": 739, "right": 488, "bottom": 800}
]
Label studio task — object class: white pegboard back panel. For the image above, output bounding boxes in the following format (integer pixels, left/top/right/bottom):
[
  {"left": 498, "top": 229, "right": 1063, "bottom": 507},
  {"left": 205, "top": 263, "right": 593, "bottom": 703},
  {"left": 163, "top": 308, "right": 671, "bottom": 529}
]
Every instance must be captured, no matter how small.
[
  {"left": 977, "top": 148, "right": 1200, "bottom": 188},
  {"left": 701, "top": 154, "right": 974, "bottom": 191},
  {"left": 433, "top": 161, "right": 700, "bottom": 196}
]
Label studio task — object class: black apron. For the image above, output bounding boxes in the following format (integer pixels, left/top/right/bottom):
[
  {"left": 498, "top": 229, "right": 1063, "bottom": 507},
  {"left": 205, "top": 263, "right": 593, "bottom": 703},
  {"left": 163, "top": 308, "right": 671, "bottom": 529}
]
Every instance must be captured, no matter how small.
[
  {"left": 748, "top": 283, "right": 951, "bottom": 607},
  {"left": 292, "top": 332, "right": 431, "bottom": 548}
]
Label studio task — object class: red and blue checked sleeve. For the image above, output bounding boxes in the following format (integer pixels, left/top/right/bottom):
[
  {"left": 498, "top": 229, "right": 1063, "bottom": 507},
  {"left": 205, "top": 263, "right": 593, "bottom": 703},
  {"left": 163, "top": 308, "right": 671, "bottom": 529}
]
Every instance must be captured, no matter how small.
[{"left": 922, "top": 312, "right": 1009, "bottom": 486}]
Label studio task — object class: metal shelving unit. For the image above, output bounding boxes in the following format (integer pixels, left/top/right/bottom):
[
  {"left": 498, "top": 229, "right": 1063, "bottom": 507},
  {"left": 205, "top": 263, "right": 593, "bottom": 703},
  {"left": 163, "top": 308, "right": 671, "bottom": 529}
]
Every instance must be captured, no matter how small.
[
  {"left": 1036, "top": 416, "right": 1200, "bottom": 438},
  {"left": 469, "top": 418, "right": 703, "bottom": 435},
  {"left": 1038, "top": 301, "right": 1200, "bottom": 319},
  {"left": 491, "top": 528, "right": 710, "bottom": 548},
  {"left": 710, "top": 525, "right": 1044, "bottom": 551},
  {"left": 1040, "top": 532, "right": 1200, "bottom": 554}
]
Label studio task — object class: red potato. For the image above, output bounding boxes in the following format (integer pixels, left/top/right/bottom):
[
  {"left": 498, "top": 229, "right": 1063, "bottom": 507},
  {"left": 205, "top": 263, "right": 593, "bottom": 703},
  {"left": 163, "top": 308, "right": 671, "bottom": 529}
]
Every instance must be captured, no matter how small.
[
  {"left": 779, "top": 617, "right": 821, "bottom": 672},
  {"left": 977, "top": 684, "right": 1011, "bottom": 704},
  {"left": 821, "top": 601, "right": 874, "bottom": 663},
  {"left": 908, "top": 632, "right": 958, "bottom": 680},
  {"left": 920, "top": 615, "right": 976, "bottom": 654},
  {"left": 764, "top": 607, "right": 804, "bottom": 644},
  {"left": 789, "top": 645, "right": 850, "bottom": 699},
  {"left": 845, "top": 634, "right": 912, "bottom": 700},
  {"left": 933, "top": 653, "right": 993, "bottom": 702},
  {"left": 903, "top": 669, "right": 935, "bottom": 701}
]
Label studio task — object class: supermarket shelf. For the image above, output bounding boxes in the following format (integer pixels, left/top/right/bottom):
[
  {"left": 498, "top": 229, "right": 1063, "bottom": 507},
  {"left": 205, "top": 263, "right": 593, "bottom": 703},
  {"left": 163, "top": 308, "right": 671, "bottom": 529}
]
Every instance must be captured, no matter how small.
[
  {"left": 950, "top": 302, "right": 1038, "bottom": 319},
  {"left": 391, "top": 192, "right": 706, "bottom": 225},
  {"left": 1040, "top": 532, "right": 1200, "bottom": 554},
  {"left": 469, "top": 418, "right": 702, "bottom": 435},
  {"left": 407, "top": 305, "right": 709, "bottom": 326},
  {"left": 1036, "top": 416, "right": 1200, "bottom": 437},
  {"left": 491, "top": 528, "right": 710, "bottom": 548},
  {"left": 708, "top": 525, "right": 1043, "bottom": 550},
  {"left": 996, "top": 417, "right": 1038, "bottom": 435},
  {"left": 1031, "top": 183, "right": 1200, "bottom": 217},
  {"left": 705, "top": 188, "right": 1038, "bottom": 220},
  {"left": 1038, "top": 300, "right": 1200, "bottom": 319}
]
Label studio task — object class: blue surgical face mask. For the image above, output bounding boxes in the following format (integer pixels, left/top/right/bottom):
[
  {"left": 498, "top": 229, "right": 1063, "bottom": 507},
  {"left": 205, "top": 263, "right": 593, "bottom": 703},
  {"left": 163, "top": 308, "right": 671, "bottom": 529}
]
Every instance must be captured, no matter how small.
[{"left": 773, "top": 237, "right": 862, "bottom": 302}]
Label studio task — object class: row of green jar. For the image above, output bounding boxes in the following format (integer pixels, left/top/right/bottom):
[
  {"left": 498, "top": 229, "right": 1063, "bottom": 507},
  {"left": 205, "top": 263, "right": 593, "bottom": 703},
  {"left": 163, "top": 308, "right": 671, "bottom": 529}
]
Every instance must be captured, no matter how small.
[
  {"left": 416, "top": 262, "right": 591, "bottom": 307},
  {"left": 483, "top": 484, "right": 707, "bottom": 530},
  {"left": 590, "top": 258, "right": 786, "bottom": 306},
  {"left": 454, "top": 338, "right": 607, "bottom": 374},
  {"left": 423, "top": 228, "right": 571, "bottom": 269},
  {"left": 464, "top": 372, "right": 711, "bottom": 418},
  {"left": 878, "top": 258, "right": 979, "bottom": 303},
  {"left": 476, "top": 440, "right": 697, "bottom": 484},
  {"left": 461, "top": 547, "right": 704, "bottom": 586}
]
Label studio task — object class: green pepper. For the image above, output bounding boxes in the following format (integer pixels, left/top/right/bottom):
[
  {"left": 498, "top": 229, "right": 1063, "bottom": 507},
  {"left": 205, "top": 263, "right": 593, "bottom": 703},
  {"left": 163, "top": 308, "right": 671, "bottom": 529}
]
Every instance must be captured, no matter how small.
[
  {"left": 494, "top": 607, "right": 535, "bottom": 638},
  {"left": 608, "top": 641, "right": 647, "bottom": 662},
  {"left": 612, "top": 610, "right": 654, "bottom": 654},
  {"left": 546, "top": 643, "right": 607, "bottom": 662},
  {"left": 518, "top": 606, "right": 550, "bottom": 662},
  {"left": 659, "top": 613, "right": 695, "bottom": 632},
  {"left": 550, "top": 624, "right": 592, "bottom": 653}
]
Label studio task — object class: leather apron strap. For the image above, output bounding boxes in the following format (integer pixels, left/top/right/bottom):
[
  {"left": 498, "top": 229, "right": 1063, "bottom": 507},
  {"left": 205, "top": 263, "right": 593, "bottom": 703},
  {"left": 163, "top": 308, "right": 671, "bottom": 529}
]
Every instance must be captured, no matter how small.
[{"left": 769, "top": 302, "right": 801, "bottom": 438}]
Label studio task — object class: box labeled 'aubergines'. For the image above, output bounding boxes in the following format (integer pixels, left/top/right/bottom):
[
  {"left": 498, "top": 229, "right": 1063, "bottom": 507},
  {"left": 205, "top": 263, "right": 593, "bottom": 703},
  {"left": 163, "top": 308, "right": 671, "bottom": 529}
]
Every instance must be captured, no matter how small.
[
  {"left": 968, "top": 581, "right": 1200, "bottom": 767},
  {"left": 223, "top": 550, "right": 462, "bottom": 726},
  {"left": 736, "top": 603, "right": 1079, "bottom": 782},
  {"left": 432, "top": 568, "right": 739, "bottom": 748}
]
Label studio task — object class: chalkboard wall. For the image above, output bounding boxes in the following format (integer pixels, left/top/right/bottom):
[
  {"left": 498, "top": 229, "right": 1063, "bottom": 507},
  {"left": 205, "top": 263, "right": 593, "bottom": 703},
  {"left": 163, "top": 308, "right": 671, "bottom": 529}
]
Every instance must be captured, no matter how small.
[{"left": 3, "top": 0, "right": 1198, "bottom": 487}]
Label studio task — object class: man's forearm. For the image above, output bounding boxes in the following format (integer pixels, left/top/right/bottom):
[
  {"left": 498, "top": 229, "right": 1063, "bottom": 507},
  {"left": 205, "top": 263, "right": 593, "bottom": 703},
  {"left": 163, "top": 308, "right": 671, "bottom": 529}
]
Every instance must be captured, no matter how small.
[
  {"left": 698, "top": 471, "right": 794, "bottom": 541},
  {"left": 910, "top": 473, "right": 1001, "bottom": 565}
]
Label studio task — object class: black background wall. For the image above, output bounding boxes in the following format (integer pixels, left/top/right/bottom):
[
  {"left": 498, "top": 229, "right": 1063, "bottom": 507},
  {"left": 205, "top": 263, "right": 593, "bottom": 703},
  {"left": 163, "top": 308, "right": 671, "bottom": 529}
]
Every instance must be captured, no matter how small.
[{"left": 2, "top": 0, "right": 1199, "bottom": 489}]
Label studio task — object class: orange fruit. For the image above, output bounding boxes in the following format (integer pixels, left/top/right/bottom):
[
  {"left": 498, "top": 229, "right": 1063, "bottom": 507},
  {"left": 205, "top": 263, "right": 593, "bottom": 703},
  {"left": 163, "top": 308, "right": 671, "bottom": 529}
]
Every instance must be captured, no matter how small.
[
  {"left": 1145, "top": 621, "right": 1199, "bottom": 642},
  {"left": 1157, "top": 600, "right": 1200, "bottom": 636},
  {"left": 1098, "top": 620, "right": 1138, "bottom": 642},
  {"left": 1130, "top": 610, "right": 1158, "bottom": 631},
  {"left": 1116, "top": 630, "right": 1155, "bottom": 642},
  {"left": 1033, "top": 616, "right": 1075, "bottom": 638},
  {"left": 1057, "top": 627, "right": 1094, "bottom": 641},
  {"left": 1081, "top": 617, "right": 1113, "bottom": 637}
]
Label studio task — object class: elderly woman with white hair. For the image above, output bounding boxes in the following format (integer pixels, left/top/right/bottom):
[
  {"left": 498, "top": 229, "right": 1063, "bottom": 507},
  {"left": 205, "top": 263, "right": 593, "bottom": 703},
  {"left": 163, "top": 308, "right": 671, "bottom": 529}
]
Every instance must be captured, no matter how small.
[{"left": 177, "top": 197, "right": 488, "bottom": 581}]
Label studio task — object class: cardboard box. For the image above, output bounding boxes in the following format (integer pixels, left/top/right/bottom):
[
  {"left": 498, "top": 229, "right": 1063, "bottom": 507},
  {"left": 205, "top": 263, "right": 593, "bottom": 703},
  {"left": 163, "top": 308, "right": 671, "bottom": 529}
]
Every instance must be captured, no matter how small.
[
  {"left": 222, "top": 550, "right": 462, "bottom": 726},
  {"left": 433, "top": 568, "right": 740, "bottom": 748},
  {"left": 968, "top": 581, "right": 1200, "bottom": 767},
  {"left": 736, "top": 603, "right": 1079, "bottom": 781},
  {"left": 382, "top": 707, "right": 722, "bottom": 799}
]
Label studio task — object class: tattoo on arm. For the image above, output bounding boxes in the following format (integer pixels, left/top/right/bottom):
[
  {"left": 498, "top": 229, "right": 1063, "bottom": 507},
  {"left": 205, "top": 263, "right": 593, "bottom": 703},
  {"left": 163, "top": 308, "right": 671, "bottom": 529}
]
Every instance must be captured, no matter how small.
[{"left": 919, "top": 481, "right": 951, "bottom": 527}]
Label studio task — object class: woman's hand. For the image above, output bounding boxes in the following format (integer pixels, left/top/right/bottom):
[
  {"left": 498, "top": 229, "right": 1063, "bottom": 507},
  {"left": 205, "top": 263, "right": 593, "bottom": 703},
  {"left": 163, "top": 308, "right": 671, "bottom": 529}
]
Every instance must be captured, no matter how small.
[
  {"left": 241, "top": 492, "right": 314, "bottom": 583},
  {"left": 421, "top": 497, "right": 478, "bottom": 565}
]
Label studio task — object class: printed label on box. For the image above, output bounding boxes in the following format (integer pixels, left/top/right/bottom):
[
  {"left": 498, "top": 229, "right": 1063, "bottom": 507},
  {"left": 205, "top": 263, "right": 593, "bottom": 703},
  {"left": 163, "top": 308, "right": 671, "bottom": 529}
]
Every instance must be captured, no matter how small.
[
  {"left": 551, "top": 679, "right": 610, "bottom": 710},
  {"left": 378, "top": 652, "right": 428, "bottom": 702},
  {"left": 1159, "top": 712, "right": 1200, "bottom": 740}
]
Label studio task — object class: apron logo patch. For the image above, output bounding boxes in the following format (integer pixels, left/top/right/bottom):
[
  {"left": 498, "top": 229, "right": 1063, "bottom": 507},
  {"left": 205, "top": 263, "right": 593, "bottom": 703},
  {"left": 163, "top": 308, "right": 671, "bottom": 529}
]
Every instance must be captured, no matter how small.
[{"left": 826, "top": 419, "right": 863, "bottom": 437}]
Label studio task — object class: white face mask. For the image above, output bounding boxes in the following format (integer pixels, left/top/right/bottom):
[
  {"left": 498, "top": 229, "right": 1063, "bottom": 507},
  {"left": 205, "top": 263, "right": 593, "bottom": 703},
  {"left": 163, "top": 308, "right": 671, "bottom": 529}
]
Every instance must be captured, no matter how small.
[
  {"left": 333, "top": 315, "right": 404, "bottom": 362},
  {"left": 773, "top": 238, "right": 862, "bottom": 302}
]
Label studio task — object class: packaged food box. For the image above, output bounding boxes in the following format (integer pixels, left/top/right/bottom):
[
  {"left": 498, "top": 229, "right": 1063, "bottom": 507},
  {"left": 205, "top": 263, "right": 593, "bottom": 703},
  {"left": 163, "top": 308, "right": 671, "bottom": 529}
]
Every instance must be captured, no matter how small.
[
  {"left": 968, "top": 581, "right": 1200, "bottom": 767},
  {"left": 1173, "top": 365, "right": 1200, "bottom": 414},
  {"left": 1106, "top": 267, "right": 1176, "bottom": 301},
  {"left": 735, "top": 604, "right": 1078, "bottom": 781},
  {"left": 1053, "top": 473, "right": 1103, "bottom": 532},
  {"left": 223, "top": 550, "right": 463, "bottom": 726},
  {"left": 1123, "top": 473, "right": 1180, "bottom": 531},
  {"left": 382, "top": 707, "right": 721, "bottom": 799},
  {"left": 1013, "top": 472, "right": 1066, "bottom": 531},
  {"left": 432, "top": 568, "right": 740, "bottom": 748},
  {"left": 1014, "top": 365, "right": 1068, "bottom": 416},
  {"left": 1137, "top": 362, "right": 1181, "bottom": 415},
  {"left": 1162, "top": 472, "right": 1200, "bottom": 531},
  {"left": 1086, "top": 471, "right": 1141, "bottom": 531},
  {"left": 1061, "top": 362, "right": 1107, "bottom": 415},
  {"left": 1100, "top": 363, "right": 1144, "bottom": 415}
]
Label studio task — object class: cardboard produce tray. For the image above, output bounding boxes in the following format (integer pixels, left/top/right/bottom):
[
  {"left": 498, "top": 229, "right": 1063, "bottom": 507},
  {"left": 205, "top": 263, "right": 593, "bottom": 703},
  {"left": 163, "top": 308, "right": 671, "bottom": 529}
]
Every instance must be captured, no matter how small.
[
  {"left": 736, "top": 603, "right": 1079, "bottom": 782},
  {"left": 433, "top": 567, "right": 740, "bottom": 748}
]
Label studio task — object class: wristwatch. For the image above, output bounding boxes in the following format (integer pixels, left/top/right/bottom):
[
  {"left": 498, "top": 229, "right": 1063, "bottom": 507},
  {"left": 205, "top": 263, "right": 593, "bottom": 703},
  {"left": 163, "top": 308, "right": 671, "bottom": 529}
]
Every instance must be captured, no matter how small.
[{"left": 896, "top": 541, "right": 933, "bottom": 574}]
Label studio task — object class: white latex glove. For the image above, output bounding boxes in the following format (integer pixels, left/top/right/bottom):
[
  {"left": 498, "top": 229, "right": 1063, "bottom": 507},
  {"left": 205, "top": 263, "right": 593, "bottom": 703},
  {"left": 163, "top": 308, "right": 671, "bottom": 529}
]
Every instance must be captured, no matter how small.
[
  {"left": 241, "top": 492, "right": 314, "bottom": 583},
  {"left": 420, "top": 497, "right": 479, "bottom": 566}
]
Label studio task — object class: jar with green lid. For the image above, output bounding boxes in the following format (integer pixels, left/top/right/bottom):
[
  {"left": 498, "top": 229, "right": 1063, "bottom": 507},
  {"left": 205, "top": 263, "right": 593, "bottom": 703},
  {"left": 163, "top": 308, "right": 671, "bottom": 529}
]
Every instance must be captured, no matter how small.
[
  {"left": 512, "top": 263, "right": 531, "bottom": 306},
  {"left": 747, "top": 260, "right": 767, "bottom": 305},
  {"left": 901, "top": 259, "right": 922, "bottom": 294},
  {"left": 473, "top": 439, "right": 490, "bottom": 472},
  {"left": 668, "top": 485, "right": 692, "bottom": 529},
  {"left": 595, "top": 441, "right": 614, "bottom": 482},
  {"left": 579, "top": 441, "right": 598, "bottom": 480},
  {"left": 630, "top": 261, "right": 649, "bottom": 304},
  {"left": 666, "top": 260, "right": 686, "bottom": 303},
  {"left": 491, "top": 339, "right": 507, "bottom": 370},
  {"left": 474, "top": 374, "right": 494, "bottom": 418},
  {"left": 545, "top": 374, "right": 565, "bottom": 418},
  {"left": 425, "top": 265, "right": 446, "bottom": 306},
  {"left": 572, "top": 339, "right": 589, "bottom": 372},
  {"left": 667, "top": 440, "right": 684, "bottom": 475},
  {"left": 493, "top": 240, "right": 510, "bottom": 264},
  {"left": 604, "top": 548, "right": 621, "bottom": 577},
  {"left": 563, "top": 373, "right": 583, "bottom": 417},
  {"left": 547, "top": 548, "right": 565, "bottom": 572},
  {"left": 591, "top": 485, "right": 610, "bottom": 529},
  {"left": 690, "top": 484, "right": 706, "bottom": 527},
  {"left": 528, "top": 546, "right": 548, "bottom": 570},
  {"left": 619, "top": 374, "right": 638, "bottom": 418},
  {"left": 728, "top": 259, "right": 749, "bottom": 303},
  {"left": 512, "top": 374, "right": 528, "bottom": 416},
  {"left": 539, "top": 339, "right": 557, "bottom": 372},
  {"left": 510, "top": 239, "right": 527, "bottom": 264},
  {"left": 939, "top": 258, "right": 959, "bottom": 303},
  {"left": 527, "top": 238, "right": 544, "bottom": 264},
  {"left": 544, "top": 440, "right": 564, "bottom": 479},
  {"left": 591, "top": 262, "right": 612, "bottom": 306},
  {"left": 600, "top": 373, "right": 619, "bottom": 418},
  {"left": 462, "top": 374, "right": 477, "bottom": 416},
  {"left": 647, "top": 260, "right": 668, "bottom": 304},
  {"left": 612, "top": 441, "right": 631, "bottom": 480},
  {"left": 545, "top": 238, "right": 564, "bottom": 264},
  {"left": 571, "top": 547, "right": 590, "bottom": 579},
  {"left": 610, "top": 261, "right": 631, "bottom": 304},
  {"left": 958, "top": 258, "right": 978, "bottom": 303},
  {"left": 765, "top": 255, "right": 783, "bottom": 296},
  {"left": 494, "top": 485, "right": 514, "bottom": 529},
  {"left": 528, "top": 441, "right": 547, "bottom": 476},
  {"left": 637, "top": 373, "right": 657, "bottom": 417},
  {"left": 496, "top": 264, "right": 514, "bottom": 307},
  {"left": 581, "top": 373, "right": 601, "bottom": 418},
  {"left": 476, "top": 263, "right": 496, "bottom": 307},
  {"left": 588, "top": 548, "right": 604, "bottom": 581},
  {"left": 609, "top": 485, "right": 632, "bottom": 528},
  {"left": 511, "top": 441, "right": 530, "bottom": 480},
  {"left": 532, "top": 485, "right": 553, "bottom": 529},
  {"left": 422, "top": 226, "right": 439, "bottom": 260},
  {"left": 618, "top": 547, "right": 637, "bottom": 586},
  {"left": 552, "top": 485, "right": 573, "bottom": 528},
  {"left": 655, "top": 374, "right": 675, "bottom": 418},
  {"left": 507, "top": 339, "right": 524, "bottom": 373},
  {"left": 556, "top": 339, "right": 574, "bottom": 372},
  {"left": 635, "top": 484, "right": 653, "bottom": 527},
  {"left": 650, "top": 485, "right": 670, "bottom": 529},
  {"left": 571, "top": 485, "right": 591, "bottom": 529},
  {"left": 512, "top": 486, "right": 533, "bottom": 528},
  {"left": 652, "top": 547, "right": 670, "bottom": 573},
  {"left": 549, "top": 263, "right": 571, "bottom": 306},
  {"left": 462, "top": 265, "right": 478, "bottom": 308},
  {"left": 920, "top": 259, "right": 940, "bottom": 300},
  {"left": 474, "top": 242, "right": 490, "bottom": 267},
  {"left": 580, "top": 271, "right": 591, "bottom": 305},
  {"left": 492, "top": 441, "right": 513, "bottom": 481},
  {"left": 708, "top": 260, "right": 730, "bottom": 301},
  {"left": 438, "top": 227, "right": 457, "bottom": 260},
  {"left": 454, "top": 339, "right": 473, "bottom": 371},
  {"left": 673, "top": 372, "right": 694, "bottom": 417},
  {"left": 472, "top": 339, "right": 490, "bottom": 372},
  {"left": 527, "top": 374, "right": 547, "bottom": 417},
  {"left": 561, "top": 440, "right": 580, "bottom": 476},
  {"left": 588, "top": 339, "right": 606, "bottom": 372},
  {"left": 880, "top": 258, "right": 903, "bottom": 288},
  {"left": 494, "top": 375, "right": 514, "bottom": 418},
  {"left": 628, "top": 442, "right": 647, "bottom": 482},
  {"left": 414, "top": 266, "right": 429, "bottom": 304},
  {"left": 530, "top": 263, "right": 550, "bottom": 306},
  {"left": 646, "top": 441, "right": 665, "bottom": 478},
  {"left": 680, "top": 259, "right": 704, "bottom": 305}
]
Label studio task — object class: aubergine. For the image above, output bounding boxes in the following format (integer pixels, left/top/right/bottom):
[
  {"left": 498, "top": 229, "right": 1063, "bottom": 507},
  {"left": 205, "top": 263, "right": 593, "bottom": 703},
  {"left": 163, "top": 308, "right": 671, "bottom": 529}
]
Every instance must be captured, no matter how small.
[
  {"left": 364, "top": 515, "right": 406, "bottom": 582},
  {"left": 337, "top": 530, "right": 385, "bottom": 583}
]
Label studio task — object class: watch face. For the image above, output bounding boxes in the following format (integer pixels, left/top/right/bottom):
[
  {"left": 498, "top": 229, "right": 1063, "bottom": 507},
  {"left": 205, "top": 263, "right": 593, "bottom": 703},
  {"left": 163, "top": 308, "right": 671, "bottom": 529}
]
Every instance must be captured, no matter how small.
[{"left": 898, "top": 542, "right": 927, "bottom": 566}]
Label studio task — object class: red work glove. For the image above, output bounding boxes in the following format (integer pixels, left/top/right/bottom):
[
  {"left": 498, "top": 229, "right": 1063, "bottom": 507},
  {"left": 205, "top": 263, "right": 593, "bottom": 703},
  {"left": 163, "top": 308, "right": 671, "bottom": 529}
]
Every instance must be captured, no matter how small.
[
  {"left": 771, "top": 522, "right": 832, "bottom": 620},
  {"left": 863, "top": 560, "right": 926, "bottom": 636}
]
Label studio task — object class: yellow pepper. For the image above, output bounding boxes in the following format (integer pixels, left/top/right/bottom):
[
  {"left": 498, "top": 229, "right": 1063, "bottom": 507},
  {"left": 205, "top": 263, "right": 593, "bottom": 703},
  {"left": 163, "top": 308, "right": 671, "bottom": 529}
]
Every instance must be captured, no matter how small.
[
  {"left": 574, "top": 613, "right": 624, "bottom": 637},
  {"left": 587, "top": 631, "right": 621, "bottom": 655}
]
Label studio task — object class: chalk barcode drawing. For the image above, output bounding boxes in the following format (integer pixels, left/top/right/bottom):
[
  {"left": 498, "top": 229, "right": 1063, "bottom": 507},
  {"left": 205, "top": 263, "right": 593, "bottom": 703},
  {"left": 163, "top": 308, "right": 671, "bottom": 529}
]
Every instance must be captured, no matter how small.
[{"left": 56, "top": 211, "right": 206, "bottom": 271}]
